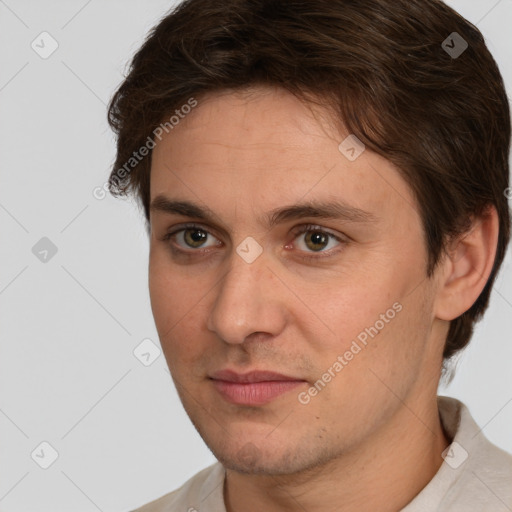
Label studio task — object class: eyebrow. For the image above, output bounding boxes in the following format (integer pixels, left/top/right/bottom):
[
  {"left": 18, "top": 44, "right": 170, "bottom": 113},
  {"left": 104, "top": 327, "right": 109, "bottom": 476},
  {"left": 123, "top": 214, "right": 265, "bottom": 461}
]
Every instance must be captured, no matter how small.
[{"left": 149, "top": 195, "right": 379, "bottom": 228}]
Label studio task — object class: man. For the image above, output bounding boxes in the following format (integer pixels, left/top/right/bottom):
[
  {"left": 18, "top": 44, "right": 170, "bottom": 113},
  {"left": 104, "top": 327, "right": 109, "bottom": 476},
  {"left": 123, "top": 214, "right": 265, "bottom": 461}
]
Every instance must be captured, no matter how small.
[{"left": 107, "top": 0, "right": 512, "bottom": 510}]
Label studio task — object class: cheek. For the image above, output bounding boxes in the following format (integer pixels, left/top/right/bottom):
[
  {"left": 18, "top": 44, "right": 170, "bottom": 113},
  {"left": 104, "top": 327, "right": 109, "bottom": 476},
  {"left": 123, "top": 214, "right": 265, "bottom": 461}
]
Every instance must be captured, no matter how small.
[
  {"left": 148, "top": 255, "right": 172, "bottom": 331},
  {"left": 343, "top": 289, "right": 431, "bottom": 387},
  {"left": 149, "top": 252, "right": 188, "bottom": 343},
  {"left": 148, "top": 251, "right": 211, "bottom": 366},
  {"left": 303, "top": 296, "right": 428, "bottom": 435},
  {"left": 310, "top": 257, "right": 429, "bottom": 384},
  {"left": 305, "top": 268, "right": 398, "bottom": 348}
]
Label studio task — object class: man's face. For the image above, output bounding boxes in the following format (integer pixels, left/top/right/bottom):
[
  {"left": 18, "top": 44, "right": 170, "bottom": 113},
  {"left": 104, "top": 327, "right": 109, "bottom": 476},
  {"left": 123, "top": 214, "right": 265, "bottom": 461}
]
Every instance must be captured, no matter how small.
[{"left": 148, "top": 86, "right": 445, "bottom": 475}]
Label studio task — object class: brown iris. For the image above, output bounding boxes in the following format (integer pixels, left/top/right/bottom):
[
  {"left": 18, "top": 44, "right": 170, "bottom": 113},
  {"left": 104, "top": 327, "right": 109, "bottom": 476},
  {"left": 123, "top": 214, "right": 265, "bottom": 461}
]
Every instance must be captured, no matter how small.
[{"left": 304, "top": 230, "right": 329, "bottom": 252}]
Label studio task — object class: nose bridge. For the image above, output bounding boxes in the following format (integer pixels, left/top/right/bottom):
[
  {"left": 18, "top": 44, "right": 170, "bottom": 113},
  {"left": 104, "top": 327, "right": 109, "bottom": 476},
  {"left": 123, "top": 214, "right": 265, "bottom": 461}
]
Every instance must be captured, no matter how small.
[{"left": 207, "top": 247, "right": 285, "bottom": 344}]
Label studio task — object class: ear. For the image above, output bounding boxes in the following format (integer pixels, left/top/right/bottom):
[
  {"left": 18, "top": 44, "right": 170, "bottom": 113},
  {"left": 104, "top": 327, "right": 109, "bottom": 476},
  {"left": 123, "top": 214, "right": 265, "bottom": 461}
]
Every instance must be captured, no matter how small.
[{"left": 434, "top": 206, "right": 499, "bottom": 321}]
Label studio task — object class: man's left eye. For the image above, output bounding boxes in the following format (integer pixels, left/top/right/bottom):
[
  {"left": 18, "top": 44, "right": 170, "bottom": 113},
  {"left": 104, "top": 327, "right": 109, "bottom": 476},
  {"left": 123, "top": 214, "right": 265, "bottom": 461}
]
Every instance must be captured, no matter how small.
[{"left": 290, "top": 225, "right": 345, "bottom": 256}]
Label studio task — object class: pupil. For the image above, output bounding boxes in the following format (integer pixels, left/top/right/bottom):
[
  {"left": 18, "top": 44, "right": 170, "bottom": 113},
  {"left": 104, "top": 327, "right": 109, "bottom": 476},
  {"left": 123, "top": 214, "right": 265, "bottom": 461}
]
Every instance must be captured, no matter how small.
[
  {"left": 307, "top": 231, "right": 327, "bottom": 251},
  {"left": 187, "top": 229, "right": 207, "bottom": 246}
]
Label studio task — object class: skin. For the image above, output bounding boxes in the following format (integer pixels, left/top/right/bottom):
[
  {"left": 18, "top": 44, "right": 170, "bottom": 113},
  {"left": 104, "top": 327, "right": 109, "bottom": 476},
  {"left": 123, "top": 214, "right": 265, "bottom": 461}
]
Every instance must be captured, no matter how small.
[{"left": 148, "top": 85, "right": 499, "bottom": 512}]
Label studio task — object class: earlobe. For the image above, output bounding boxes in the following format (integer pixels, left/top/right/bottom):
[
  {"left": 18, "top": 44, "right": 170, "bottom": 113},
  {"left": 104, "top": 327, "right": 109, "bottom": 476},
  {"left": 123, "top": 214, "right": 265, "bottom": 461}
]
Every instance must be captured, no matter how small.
[{"left": 434, "top": 206, "right": 499, "bottom": 322}]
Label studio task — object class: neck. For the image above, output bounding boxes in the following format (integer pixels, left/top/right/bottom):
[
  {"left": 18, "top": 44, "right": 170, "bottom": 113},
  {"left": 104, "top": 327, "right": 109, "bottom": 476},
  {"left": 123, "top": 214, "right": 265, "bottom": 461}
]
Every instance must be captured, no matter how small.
[{"left": 224, "top": 395, "right": 451, "bottom": 512}]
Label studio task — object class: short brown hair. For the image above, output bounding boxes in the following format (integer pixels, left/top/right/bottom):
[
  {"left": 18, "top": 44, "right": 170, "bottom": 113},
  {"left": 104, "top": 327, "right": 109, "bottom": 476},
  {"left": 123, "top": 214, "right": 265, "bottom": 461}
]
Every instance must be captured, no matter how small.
[{"left": 107, "top": 0, "right": 511, "bottom": 363}]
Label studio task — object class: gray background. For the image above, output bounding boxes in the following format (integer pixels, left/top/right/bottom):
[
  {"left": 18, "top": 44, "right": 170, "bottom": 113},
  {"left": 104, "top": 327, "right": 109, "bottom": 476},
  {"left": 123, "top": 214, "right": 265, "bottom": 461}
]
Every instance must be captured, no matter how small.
[{"left": 0, "top": 1, "right": 511, "bottom": 510}]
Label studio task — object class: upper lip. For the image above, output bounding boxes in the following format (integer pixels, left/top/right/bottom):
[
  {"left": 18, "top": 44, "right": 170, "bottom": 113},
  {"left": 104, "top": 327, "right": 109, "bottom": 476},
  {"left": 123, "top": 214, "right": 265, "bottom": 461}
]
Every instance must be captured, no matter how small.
[{"left": 210, "top": 369, "right": 304, "bottom": 383}]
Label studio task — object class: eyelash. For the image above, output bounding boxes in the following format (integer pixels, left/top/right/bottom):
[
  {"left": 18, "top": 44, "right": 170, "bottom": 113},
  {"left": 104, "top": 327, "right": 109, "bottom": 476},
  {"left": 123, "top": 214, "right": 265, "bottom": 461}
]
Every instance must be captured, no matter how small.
[{"left": 161, "top": 223, "right": 347, "bottom": 261}]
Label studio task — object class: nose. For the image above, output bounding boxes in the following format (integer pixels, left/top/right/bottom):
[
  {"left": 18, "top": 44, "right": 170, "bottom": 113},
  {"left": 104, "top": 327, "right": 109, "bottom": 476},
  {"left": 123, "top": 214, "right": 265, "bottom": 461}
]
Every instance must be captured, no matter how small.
[{"left": 206, "top": 247, "right": 287, "bottom": 345}]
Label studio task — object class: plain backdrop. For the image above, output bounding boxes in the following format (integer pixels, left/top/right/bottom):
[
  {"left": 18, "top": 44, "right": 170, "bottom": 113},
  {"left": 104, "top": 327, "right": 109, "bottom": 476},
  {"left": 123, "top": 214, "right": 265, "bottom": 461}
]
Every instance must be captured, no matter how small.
[{"left": 0, "top": 1, "right": 511, "bottom": 510}]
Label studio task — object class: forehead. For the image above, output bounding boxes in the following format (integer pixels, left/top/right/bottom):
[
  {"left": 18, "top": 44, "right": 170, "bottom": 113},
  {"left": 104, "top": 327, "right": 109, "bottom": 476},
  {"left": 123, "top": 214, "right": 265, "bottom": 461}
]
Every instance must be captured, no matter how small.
[
  {"left": 154, "top": 87, "right": 343, "bottom": 154},
  {"left": 149, "top": 87, "right": 418, "bottom": 227}
]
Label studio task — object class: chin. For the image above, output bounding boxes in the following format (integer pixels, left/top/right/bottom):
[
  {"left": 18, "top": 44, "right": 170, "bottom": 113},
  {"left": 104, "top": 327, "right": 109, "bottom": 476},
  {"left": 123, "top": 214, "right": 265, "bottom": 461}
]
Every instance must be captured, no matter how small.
[{"left": 211, "top": 437, "right": 329, "bottom": 476}]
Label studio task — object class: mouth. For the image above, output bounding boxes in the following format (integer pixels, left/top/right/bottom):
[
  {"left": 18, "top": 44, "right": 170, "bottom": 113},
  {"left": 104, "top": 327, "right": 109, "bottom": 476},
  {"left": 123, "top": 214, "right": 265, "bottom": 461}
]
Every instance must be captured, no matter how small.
[{"left": 209, "top": 369, "right": 307, "bottom": 406}]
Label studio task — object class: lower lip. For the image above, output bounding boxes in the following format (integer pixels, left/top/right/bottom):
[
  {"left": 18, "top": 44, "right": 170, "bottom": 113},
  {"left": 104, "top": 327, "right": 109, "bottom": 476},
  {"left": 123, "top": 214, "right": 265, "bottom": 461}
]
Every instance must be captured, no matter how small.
[{"left": 211, "top": 379, "right": 305, "bottom": 405}]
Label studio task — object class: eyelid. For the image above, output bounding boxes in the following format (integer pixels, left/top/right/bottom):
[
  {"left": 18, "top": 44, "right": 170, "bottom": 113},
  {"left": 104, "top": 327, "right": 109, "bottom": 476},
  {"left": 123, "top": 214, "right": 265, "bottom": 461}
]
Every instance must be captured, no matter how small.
[{"left": 289, "top": 223, "right": 346, "bottom": 241}]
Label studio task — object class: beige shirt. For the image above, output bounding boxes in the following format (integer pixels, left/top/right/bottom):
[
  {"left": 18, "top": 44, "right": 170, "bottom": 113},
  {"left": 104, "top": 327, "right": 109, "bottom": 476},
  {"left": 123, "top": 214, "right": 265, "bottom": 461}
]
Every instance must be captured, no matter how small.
[{"left": 133, "top": 396, "right": 512, "bottom": 511}]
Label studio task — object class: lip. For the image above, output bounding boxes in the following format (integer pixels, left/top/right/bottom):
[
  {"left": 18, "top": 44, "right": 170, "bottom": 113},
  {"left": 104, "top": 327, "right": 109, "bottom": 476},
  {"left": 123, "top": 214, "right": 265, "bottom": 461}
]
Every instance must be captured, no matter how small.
[
  {"left": 209, "top": 369, "right": 307, "bottom": 405},
  {"left": 210, "top": 369, "right": 302, "bottom": 383}
]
